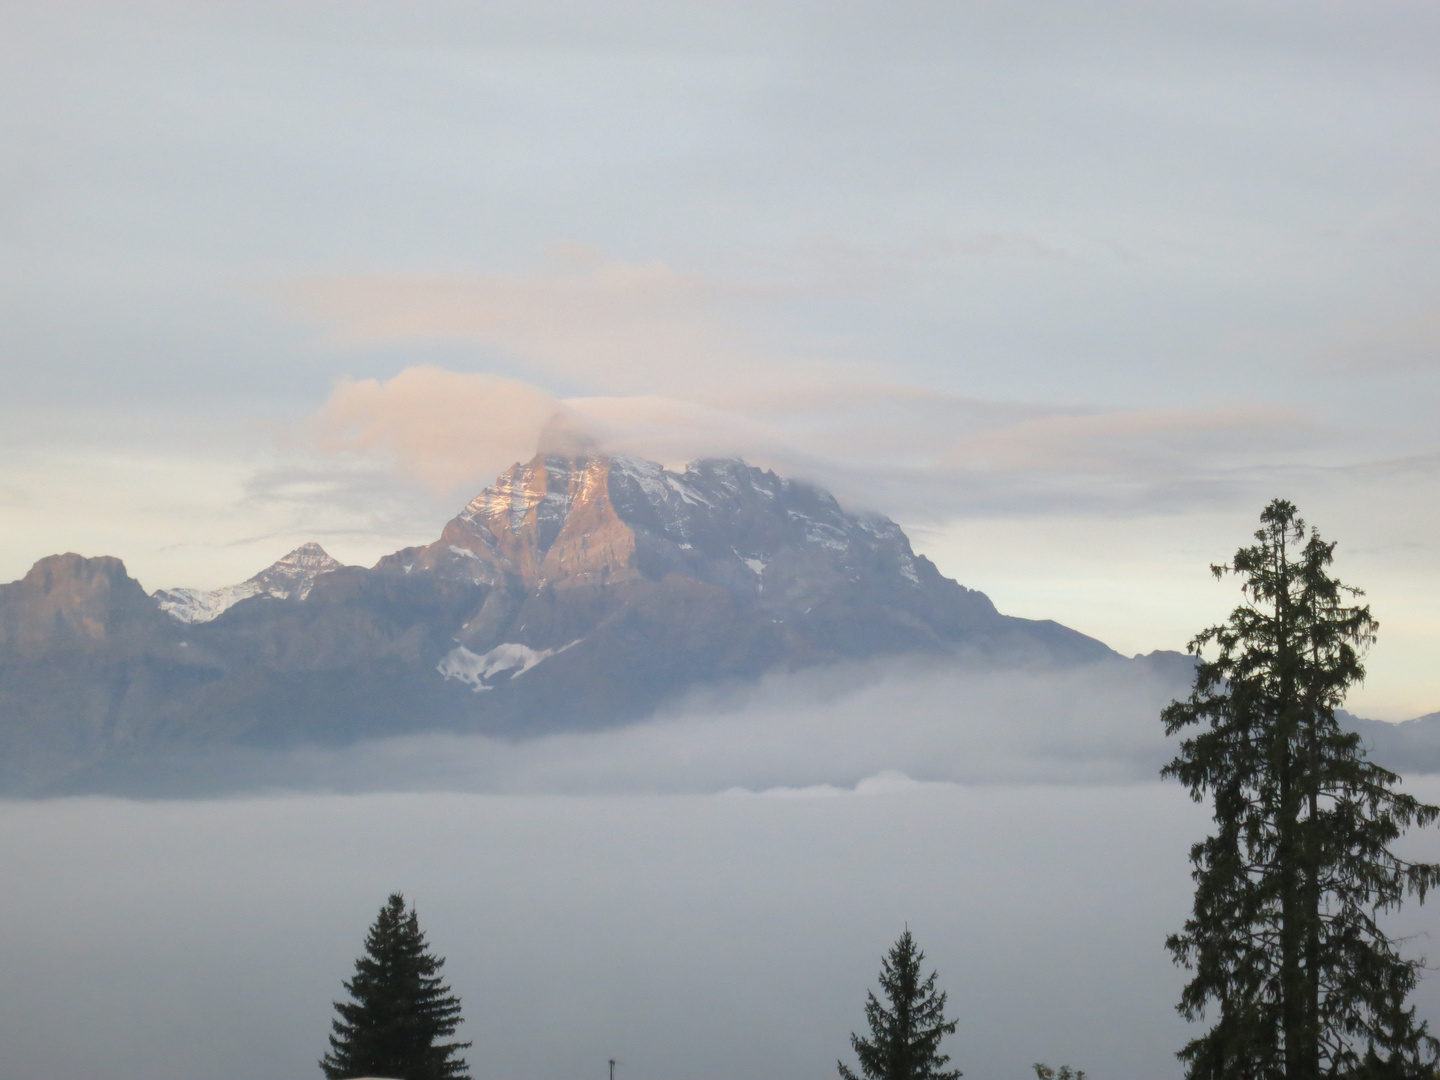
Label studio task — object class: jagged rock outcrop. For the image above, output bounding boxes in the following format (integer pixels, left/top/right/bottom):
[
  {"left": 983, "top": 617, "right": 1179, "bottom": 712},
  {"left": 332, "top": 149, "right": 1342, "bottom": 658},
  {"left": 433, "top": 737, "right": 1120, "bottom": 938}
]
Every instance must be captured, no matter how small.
[
  {"left": 0, "top": 453, "right": 1119, "bottom": 792},
  {"left": 0, "top": 553, "right": 170, "bottom": 655}
]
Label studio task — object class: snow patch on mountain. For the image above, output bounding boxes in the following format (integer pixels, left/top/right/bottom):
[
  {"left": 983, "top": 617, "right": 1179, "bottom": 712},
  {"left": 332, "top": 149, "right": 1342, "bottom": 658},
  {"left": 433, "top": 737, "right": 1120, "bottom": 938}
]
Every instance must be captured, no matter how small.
[
  {"left": 437, "top": 640, "right": 580, "bottom": 692},
  {"left": 153, "top": 582, "right": 265, "bottom": 625},
  {"left": 666, "top": 473, "right": 711, "bottom": 505}
]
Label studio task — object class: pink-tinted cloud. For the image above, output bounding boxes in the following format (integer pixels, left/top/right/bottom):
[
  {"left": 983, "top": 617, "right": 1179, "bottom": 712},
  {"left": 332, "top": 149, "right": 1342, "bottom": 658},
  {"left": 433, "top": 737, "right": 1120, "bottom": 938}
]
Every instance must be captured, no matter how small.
[
  {"left": 280, "top": 256, "right": 804, "bottom": 396},
  {"left": 308, "top": 366, "right": 570, "bottom": 497},
  {"left": 301, "top": 364, "right": 1313, "bottom": 520}
]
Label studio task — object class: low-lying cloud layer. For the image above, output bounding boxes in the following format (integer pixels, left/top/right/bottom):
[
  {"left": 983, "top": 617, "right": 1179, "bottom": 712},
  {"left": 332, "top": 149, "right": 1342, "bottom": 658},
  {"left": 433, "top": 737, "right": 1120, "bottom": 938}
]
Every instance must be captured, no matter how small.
[
  {"left": 6, "top": 777, "right": 1440, "bottom": 1080},
  {"left": 86, "top": 653, "right": 1438, "bottom": 801},
  {"left": 101, "top": 657, "right": 1187, "bottom": 798},
  {"left": 8, "top": 660, "right": 1440, "bottom": 1080},
  {"left": 0, "top": 784, "right": 1201, "bottom": 1080}
]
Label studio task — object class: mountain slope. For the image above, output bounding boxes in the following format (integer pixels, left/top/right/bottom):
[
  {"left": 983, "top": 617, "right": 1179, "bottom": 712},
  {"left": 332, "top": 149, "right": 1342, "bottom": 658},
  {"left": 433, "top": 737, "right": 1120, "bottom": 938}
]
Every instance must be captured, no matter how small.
[{"left": 0, "top": 452, "right": 1117, "bottom": 792}]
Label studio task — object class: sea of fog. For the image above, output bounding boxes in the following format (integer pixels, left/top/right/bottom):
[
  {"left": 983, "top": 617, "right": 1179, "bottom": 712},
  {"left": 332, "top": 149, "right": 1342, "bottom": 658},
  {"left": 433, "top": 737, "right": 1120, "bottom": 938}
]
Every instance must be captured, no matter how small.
[
  {"left": 108, "top": 660, "right": 1190, "bottom": 796},
  {"left": 5, "top": 662, "right": 1440, "bottom": 1080}
]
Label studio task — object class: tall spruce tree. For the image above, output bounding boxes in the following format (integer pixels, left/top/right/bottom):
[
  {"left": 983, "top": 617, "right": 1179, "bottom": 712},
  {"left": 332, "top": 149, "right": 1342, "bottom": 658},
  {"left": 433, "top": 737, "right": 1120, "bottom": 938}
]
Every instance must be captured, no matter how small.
[
  {"left": 321, "top": 893, "right": 471, "bottom": 1080},
  {"left": 838, "top": 929, "right": 962, "bottom": 1080},
  {"left": 1163, "top": 499, "right": 1440, "bottom": 1080}
]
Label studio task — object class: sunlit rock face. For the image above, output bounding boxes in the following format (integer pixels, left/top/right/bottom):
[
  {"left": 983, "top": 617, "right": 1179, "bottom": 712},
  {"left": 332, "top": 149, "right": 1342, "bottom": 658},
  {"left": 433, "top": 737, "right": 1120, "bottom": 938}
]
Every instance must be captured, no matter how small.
[
  {"left": 0, "top": 453, "right": 1117, "bottom": 793},
  {"left": 375, "top": 454, "right": 641, "bottom": 592},
  {"left": 371, "top": 452, "right": 1019, "bottom": 662}
]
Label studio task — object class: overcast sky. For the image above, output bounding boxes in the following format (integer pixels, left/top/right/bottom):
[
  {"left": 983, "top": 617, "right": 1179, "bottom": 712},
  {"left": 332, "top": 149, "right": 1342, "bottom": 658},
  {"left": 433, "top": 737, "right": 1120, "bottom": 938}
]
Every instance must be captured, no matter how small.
[{"left": 2, "top": 0, "right": 1437, "bottom": 715}]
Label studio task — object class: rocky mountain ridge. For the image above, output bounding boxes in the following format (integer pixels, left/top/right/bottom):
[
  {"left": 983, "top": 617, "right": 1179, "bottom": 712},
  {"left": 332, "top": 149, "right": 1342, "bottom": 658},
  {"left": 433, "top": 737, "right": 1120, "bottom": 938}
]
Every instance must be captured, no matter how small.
[{"left": 1, "top": 452, "right": 1122, "bottom": 792}]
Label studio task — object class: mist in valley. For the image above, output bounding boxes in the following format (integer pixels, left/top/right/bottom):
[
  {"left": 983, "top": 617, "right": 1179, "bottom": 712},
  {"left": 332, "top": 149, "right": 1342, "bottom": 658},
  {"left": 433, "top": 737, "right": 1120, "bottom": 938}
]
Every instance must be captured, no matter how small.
[
  {"left": 89, "top": 656, "right": 1188, "bottom": 798},
  {"left": 6, "top": 663, "right": 1440, "bottom": 1080}
]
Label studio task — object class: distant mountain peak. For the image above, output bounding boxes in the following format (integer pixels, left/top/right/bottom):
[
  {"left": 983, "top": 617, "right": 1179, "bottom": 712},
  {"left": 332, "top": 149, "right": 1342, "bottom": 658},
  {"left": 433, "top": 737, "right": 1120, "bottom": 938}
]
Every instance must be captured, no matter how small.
[
  {"left": 153, "top": 542, "right": 345, "bottom": 624},
  {"left": 374, "top": 451, "right": 925, "bottom": 605},
  {"left": 0, "top": 553, "right": 162, "bottom": 654}
]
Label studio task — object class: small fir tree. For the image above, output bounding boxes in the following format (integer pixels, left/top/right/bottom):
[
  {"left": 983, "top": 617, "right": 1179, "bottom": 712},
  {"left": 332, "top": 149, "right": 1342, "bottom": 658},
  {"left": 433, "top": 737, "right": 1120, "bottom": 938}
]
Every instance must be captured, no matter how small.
[
  {"left": 838, "top": 929, "right": 962, "bottom": 1080},
  {"left": 321, "top": 893, "right": 471, "bottom": 1080},
  {"left": 1163, "top": 499, "right": 1440, "bottom": 1080}
]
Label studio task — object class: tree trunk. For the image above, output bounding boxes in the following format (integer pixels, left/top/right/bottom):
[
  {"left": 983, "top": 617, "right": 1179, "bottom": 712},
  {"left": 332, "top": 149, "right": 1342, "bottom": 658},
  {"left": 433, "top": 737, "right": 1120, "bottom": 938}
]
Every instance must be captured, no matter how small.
[
  {"left": 1281, "top": 721, "right": 1322, "bottom": 1080},
  {"left": 1303, "top": 784, "right": 1321, "bottom": 1080}
]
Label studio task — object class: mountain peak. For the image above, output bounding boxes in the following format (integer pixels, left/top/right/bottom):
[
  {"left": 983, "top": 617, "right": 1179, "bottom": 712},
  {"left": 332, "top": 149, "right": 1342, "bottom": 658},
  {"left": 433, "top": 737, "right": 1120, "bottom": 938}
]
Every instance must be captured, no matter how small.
[
  {"left": 371, "top": 451, "right": 1012, "bottom": 667},
  {"left": 153, "top": 543, "right": 345, "bottom": 624},
  {"left": 251, "top": 543, "right": 346, "bottom": 594},
  {"left": 1, "top": 553, "right": 160, "bottom": 652},
  {"left": 21, "top": 552, "right": 135, "bottom": 593}
]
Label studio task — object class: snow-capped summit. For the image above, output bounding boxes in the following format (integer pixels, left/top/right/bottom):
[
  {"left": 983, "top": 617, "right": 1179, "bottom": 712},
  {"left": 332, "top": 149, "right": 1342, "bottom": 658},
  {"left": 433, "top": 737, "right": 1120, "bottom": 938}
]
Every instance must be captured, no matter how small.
[
  {"left": 361, "top": 451, "right": 1110, "bottom": 695},
  {"left": 153, "top": 542, "right": 345, "bottom": 624},
  {"left": 375, "top": 452, "right": 930, "bottom": 602}
]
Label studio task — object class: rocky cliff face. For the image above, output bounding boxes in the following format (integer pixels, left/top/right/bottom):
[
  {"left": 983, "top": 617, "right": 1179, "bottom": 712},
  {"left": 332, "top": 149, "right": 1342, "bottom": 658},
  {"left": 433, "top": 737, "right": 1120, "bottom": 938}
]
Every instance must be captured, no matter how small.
[
  {"left": 375, "top": 454, "right": 640, "bottom": 594},
  {"left": 0, "top": 453, "right": 1117, "bottom": 792},
  {"left": 0, "top": 554, "right": 186, "bottom": 788},
  {"left": 374, "top": 454, "right": 1018, "bottom": 667},
  {"left": 0, "top": 554, "right": 169, "bottom": 655}
]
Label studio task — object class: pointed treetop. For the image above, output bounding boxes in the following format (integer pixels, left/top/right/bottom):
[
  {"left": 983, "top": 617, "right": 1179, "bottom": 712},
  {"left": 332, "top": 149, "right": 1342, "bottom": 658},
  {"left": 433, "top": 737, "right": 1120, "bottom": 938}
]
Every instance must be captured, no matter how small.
[{"left": 839, "top": 929, "right": 961, "bottom": 1080}]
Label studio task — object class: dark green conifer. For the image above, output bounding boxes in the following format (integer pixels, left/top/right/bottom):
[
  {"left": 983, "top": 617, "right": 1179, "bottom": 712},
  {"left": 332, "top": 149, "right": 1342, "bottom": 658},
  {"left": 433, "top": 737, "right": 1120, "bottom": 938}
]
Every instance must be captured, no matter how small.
[
  {"left": 321, "top": 893, "right": 471, "bottom": 1080},
  {"left": 1163, "top": 499, "right": 1440, "bottom": 1080},
  {"left": 838, "top": 929, "right": 962, "bottom": 1080}
]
